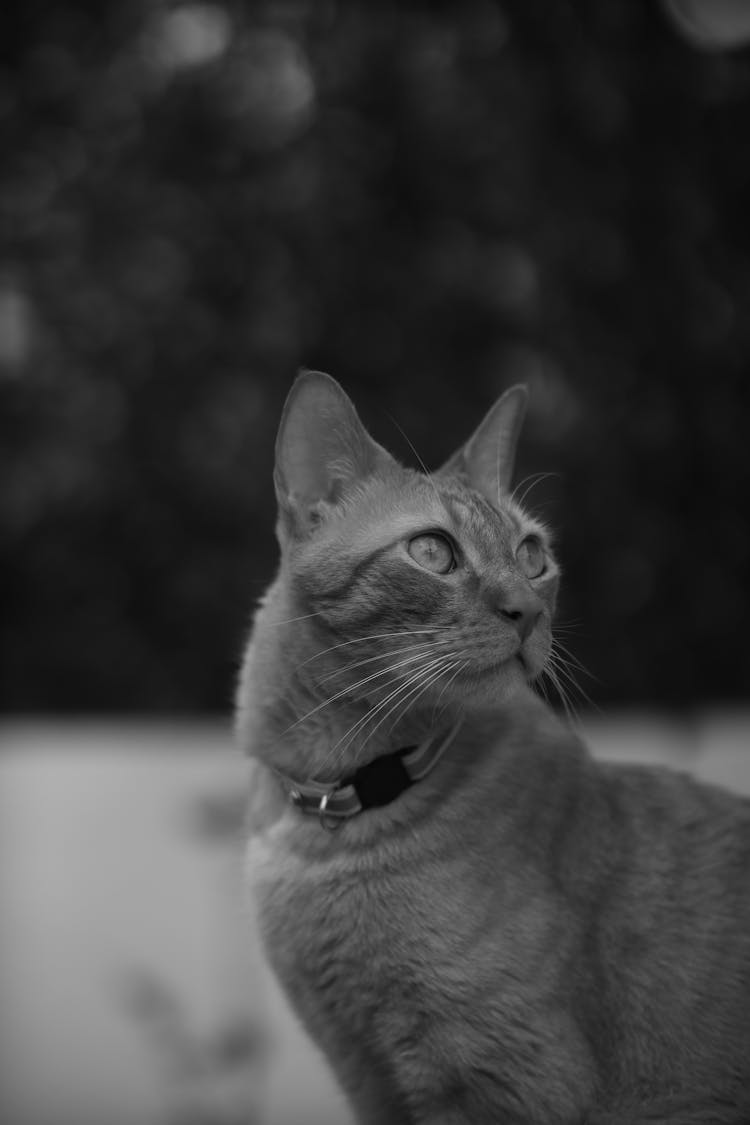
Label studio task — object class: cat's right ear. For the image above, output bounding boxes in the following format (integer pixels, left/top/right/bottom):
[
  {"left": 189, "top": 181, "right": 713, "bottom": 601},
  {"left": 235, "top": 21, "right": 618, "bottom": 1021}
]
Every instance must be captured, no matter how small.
[
  {"left": 274, "top": 371, "right": 394, "bottom": 541},
  {"left": 437, "top": 384, "right": 528, "bottom": 502}
]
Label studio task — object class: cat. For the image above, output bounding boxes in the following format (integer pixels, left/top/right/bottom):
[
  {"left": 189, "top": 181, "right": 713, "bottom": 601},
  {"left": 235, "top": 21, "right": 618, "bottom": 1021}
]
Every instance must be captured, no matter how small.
[{"left": 236, "top": 370, "right": 750, "bottom": 1124}]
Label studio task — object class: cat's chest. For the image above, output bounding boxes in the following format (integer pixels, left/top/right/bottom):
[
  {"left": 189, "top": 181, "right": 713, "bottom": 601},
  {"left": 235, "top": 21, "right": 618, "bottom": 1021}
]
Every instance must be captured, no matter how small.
[
  {"left": 248, "top": 827, "right": 593, "bottom": 1122},
  {"left": 251, "top": 835, "right": 457, "bottom": 1001}
]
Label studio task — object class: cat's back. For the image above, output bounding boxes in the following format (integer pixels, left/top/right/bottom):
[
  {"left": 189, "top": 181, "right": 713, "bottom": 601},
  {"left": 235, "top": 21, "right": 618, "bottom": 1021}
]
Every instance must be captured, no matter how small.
[
  {"left": 596, "top": 758, "right": 750, "bottom": 919},
  {"left": 578, "top": 760, "right": 750, "bottom": 1104}
]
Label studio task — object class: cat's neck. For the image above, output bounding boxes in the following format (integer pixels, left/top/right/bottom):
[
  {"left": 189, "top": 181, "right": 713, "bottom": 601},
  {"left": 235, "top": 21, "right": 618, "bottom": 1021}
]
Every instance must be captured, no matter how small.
[
  {"left": 237, "top": 575, "right": 549, "bottom": 786},
  {"left": 239, "top": 628, "right": 451, "bottom": 786}
]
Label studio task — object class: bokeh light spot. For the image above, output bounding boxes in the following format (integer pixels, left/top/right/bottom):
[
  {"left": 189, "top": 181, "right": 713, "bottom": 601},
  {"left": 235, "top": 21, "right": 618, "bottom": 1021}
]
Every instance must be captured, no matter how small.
[
  {"left": 0, "top": 285, "right": 33, "bottom": 373},
  {"left": 149, "top": 4, "right": 231, "bottom": 72},
  {"left": 663, "top": 0, "right": 750, "bottom": 48},
  {"left": 216, "top": 30, "right": 315, "bottom": 146}
]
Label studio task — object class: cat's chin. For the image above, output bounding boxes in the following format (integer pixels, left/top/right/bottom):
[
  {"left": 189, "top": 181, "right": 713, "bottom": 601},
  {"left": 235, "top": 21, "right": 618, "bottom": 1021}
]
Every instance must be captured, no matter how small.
[{"left": 460, "top": 655, "right": 532, "bottom": 708}]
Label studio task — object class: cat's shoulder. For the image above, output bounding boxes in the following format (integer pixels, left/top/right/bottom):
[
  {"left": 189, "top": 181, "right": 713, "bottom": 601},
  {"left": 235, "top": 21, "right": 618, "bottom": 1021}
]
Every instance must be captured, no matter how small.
[{"left": 245, "top": 758, "right": 287, "bottom": 837}]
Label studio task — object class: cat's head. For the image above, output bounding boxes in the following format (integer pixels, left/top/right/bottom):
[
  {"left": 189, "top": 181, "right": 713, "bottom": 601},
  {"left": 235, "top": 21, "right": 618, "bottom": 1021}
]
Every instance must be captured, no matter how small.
[{"left": 271, "top": 371, "right": 558, "bottom": 715}]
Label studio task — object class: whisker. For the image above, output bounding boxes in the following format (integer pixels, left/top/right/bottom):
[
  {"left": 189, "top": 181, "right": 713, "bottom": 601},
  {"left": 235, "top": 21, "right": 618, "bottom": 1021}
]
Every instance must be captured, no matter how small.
[
  {"left": 319, "top": 639, "right": 450, "bottom": 684},
  {"left": 450, "top": 659, "right": 471, "bottom": 715},
  {"left": 385, "top": 412, "right": 445, "bottom": 509},
  {"left": 321, "top": 654, "right": 456, "bottom": 777},
  {"left": 512, "top": 471, "right": 561, "bottom": 509},
  {"left": 296, "top": 629, "right": 440, "bottom": 671},
  {"left": 385, "top": 661, "right": 461, "bottom": 740},
  {"left": 551, "top": 663, "right": 600, "bottom": 718},
  {"left": 430, "top": 655, "right": 467, "bottom": 724},
  {"left": 551, "top": 638, "right": 599, "bottom": 682},
  {"left": 283, "top": 648, "right": 451, "bottom": 736},
  {"left": 549, "top": 641, "right": 597, "bottom": 695},
  {"left": 315, "top": 656, "right": 441, "bottom": 766},
  {"left": 310, "top": 674, "right": 423, "bottom": 779},
  {"left": 379, "top": 660, "right": 461, "bottom": 747},
  {"left": 544, "top": 663, "right": 579, "bottom": 727},
  {"left": 509, "top": 471, "right": 543, "bottom": 502},
  {"left": 344, "top": 654, "right": 458, "bottom": 766},
  {"left": 546, "top": 648, "right": 601, "bottom": 717},
  {"left": 546, "top": 655, "right": 581, "bottom": 698},
  {"left": 266, "top": 610, "right": 325, "bottom": 627},
  {"left": 550, "top": 627, "right": 584, "bottom": 640},
  {"left": 534, "top": 669, "right": 551, "bottom": 706}
]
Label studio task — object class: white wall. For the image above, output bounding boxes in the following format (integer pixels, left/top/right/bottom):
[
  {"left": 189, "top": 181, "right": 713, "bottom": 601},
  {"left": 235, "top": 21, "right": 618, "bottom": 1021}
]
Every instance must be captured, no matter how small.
[{"left": 1, "top": 716, "right": 748, "bottom": 1125}]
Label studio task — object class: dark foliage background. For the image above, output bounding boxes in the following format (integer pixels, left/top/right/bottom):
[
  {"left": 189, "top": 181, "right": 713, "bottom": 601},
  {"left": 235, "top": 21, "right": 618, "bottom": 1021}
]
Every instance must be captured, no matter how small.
[{"left": 1, "top": 0, "right": 749, "bottom": 713}]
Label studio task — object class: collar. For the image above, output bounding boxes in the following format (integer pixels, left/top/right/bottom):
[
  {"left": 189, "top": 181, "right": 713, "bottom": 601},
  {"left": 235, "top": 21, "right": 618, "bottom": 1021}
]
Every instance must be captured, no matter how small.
[{"left": 273, "top": 719, "right": 462, "bottom": 830}]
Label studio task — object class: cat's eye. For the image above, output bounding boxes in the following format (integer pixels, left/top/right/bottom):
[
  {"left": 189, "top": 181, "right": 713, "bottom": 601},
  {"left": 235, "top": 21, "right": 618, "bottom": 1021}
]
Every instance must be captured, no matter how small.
[
  {"left": 408, "top": 533, "right": 455, "bottom": 575},
  {"left": 516, "top": 536, "right": 546, "bottom": 579}
]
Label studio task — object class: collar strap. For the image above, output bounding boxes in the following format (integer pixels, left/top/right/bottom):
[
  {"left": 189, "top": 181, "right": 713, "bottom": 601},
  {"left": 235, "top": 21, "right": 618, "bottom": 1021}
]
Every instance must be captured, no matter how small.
[{"left": 274, "top": 720, "right": 462, "bottom": 829}]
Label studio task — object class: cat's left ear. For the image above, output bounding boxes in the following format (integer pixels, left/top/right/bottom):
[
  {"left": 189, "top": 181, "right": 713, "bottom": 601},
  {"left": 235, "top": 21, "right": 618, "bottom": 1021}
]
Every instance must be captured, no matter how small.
[
  {"left": 274, "top": 370, "right": 395, "bottom": 540},
  {"left": 437, "top": 385, "right": 528, "bottom": 501}
]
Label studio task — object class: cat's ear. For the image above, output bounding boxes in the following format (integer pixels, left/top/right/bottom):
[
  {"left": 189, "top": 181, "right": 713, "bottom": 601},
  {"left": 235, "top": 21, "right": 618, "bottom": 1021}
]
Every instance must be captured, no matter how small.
[
  {"left": 274, "top": 370, "right": 394, "bottom": 539},
  {"left": 437, "top": 385, "right": 528, "bottom": 500}
]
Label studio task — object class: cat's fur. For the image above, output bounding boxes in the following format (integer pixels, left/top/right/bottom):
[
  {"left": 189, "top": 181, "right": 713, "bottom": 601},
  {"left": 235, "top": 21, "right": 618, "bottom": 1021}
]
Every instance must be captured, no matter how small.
[{"left": 237, "top": 372, "right": 750, "bottom": 1124}]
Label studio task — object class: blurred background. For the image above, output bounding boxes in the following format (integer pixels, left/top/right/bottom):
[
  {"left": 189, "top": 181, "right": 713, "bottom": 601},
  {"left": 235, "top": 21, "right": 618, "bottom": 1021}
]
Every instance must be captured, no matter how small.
[{"left": 1, "top": 0, "right": 749, "bottom": 1122}]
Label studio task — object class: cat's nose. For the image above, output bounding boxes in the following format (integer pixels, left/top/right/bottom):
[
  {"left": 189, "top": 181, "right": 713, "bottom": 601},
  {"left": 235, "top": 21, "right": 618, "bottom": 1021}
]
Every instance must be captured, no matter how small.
[{"left": 496, "top": 590, "right": 543, "bottom": 642}]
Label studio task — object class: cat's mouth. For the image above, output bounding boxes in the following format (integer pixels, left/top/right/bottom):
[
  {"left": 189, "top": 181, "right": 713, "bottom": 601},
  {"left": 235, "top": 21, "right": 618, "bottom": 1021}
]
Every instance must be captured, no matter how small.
[
  {"left": 517, "top": 650, "right": 547, "bottom": 681},
  {"left": 474, "top": 652, "right": 529, "bottom": 680}
]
